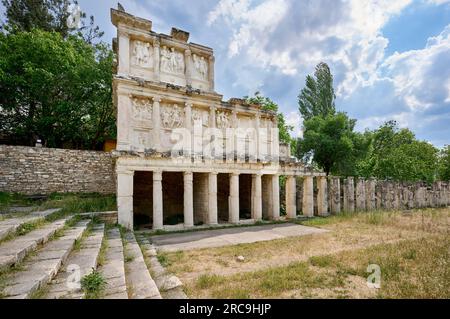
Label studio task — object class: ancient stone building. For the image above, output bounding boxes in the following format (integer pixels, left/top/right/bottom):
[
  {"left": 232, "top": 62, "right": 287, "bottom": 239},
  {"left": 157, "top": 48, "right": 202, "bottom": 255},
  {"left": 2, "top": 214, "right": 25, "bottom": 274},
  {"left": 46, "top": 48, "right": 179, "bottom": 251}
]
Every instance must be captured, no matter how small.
[{"left": 111, "top": 7, "right": 326, "bottom": 230}]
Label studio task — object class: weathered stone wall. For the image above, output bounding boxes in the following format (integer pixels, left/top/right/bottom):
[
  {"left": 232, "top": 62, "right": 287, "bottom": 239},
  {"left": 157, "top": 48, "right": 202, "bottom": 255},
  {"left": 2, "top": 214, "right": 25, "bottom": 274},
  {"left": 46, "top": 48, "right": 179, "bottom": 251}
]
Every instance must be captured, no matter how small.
[
  {"left": 0, "top": 145, "right": 116, "bottom": 195},
  {"left": 327, "top": 176, "right": 449, "bottom": 214}
]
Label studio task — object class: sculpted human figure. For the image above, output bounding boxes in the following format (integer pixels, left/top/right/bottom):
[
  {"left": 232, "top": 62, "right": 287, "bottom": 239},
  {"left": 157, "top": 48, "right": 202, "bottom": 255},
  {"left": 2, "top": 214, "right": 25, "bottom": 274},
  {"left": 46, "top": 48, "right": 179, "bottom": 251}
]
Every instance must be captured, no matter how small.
[{"left": 161, "top": 46, "right": 170, "bottom": 72}]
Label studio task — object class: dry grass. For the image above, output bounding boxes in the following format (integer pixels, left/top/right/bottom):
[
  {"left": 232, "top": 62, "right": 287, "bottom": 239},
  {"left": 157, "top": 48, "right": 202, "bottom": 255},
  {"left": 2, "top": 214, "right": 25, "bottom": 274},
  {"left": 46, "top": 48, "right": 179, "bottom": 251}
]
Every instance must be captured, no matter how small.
[{"left": 162, "top": 208, "right": 449, "bottom": 299}]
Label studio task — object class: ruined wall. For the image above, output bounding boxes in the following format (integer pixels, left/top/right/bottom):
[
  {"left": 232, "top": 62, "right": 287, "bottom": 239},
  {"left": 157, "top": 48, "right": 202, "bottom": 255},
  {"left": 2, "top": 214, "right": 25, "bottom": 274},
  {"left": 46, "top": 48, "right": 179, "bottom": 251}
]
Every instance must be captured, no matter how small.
[
  {"left": 327, "top": 176, "right": 449, "bottom": 214},
  {"left": 0, "top": 145, "right": 116, "bottom": 195}
]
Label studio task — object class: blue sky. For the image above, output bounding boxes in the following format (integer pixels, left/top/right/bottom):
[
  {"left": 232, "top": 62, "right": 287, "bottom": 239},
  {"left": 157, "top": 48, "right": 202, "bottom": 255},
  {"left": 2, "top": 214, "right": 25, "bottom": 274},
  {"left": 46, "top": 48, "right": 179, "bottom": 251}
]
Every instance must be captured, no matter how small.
[{"left": 1, "top": 0, "right": 449, "bottom": 147}]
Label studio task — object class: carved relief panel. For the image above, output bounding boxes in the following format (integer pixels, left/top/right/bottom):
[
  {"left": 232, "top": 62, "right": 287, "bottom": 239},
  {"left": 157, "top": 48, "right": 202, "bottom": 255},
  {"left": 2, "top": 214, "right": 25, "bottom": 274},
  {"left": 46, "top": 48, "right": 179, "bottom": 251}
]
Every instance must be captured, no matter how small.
[
  {"left": 131, "top": 40, "right": 153, "bottom": 68},
  {"left": 192, "top": 108, "right": 209, "bottom": 127},
  {"left": 131, "top": 96, "right": 153, "bottom": 122},
  {"left": 216, "top": 111, "right": 231, "bottom": 129},
  {"left": 160, "top": 103, "right": 185, "bottom": 129},
  {"left": 160, "top": 46, "right": 185, "bottom": 75},
  {"left": 192, "top": 54, "right": 208, "bottom": 81}
]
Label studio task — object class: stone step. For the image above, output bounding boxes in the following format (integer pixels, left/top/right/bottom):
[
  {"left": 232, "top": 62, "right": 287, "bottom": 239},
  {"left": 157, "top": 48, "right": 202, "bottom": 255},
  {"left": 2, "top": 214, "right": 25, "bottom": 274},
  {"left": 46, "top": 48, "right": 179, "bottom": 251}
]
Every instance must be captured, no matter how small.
[
  {"left": 44, "top": 224, "right": 105, "bottom": 299},
  {"left": 136, "top": 234, "right": 187, "bottom": 299},
  {"left": 99, "top": 228, "right": 128, "bottom": 299},
  {"left": 0, "top": 209, "right": 61, "bottom": 242},
  {"left": 1, "top": 220, "right": 90, "bottom": 299},
  {"left": 123, "top": 232, "right": 161, "bottom": 299},
  {"left": 0, "top": 216, "right": 71, "bottom": 271}
]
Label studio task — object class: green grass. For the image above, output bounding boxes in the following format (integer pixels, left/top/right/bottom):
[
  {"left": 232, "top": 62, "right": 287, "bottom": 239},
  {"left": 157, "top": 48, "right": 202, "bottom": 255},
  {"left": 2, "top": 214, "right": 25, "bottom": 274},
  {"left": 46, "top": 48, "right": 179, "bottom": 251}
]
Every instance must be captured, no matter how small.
[
  {"left": 157, "top": 252, "right": 170, "bottom": 267},
  {"left": 81, "top": 270, "right": 106, "bottom": 299}
]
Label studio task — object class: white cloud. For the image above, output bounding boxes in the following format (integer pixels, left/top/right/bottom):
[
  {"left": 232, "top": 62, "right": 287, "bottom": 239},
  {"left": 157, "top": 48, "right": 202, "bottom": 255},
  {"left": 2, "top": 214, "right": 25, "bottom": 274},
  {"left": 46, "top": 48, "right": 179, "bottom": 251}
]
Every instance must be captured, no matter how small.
[
  {"left": 207, "top": 0, "right": 413, "bottom": 96},
  {"left": 383, "top": 24, "right": 450, "bottom": 110},
  {"left": 285, "top": 111, "right": 303, "bottom": 138}
]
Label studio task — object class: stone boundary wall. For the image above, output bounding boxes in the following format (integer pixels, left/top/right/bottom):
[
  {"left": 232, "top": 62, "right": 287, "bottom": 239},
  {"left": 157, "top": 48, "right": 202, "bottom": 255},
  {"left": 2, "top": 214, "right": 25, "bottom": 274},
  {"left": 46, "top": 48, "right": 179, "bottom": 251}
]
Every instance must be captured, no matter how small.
[
  {"left": 0, "top": 145, "right": 116, "bottom": 195},
  {"left": 326, "top": 177, "right": 450, "bottom": 213}
]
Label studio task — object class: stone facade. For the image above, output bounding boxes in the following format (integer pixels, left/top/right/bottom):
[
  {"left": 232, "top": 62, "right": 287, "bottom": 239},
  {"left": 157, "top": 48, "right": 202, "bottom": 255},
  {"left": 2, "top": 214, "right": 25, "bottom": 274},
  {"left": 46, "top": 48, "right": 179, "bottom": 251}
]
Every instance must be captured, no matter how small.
[
  {"left": 0, "top": 145, "right": 115, "bottom": 195},
  {"left": 111, "top": 7, "right": 324, "bottom": 230}
]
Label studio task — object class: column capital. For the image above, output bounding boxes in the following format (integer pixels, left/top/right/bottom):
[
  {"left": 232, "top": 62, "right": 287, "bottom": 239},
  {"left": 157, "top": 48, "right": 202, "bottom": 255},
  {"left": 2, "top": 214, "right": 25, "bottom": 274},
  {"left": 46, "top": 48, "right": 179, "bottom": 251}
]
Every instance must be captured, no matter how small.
[
  {"left": 209, "top": 55, "right": 215, "bottom": 63},
  {"left": 231, "top": 172, "right": 240, "bottom": 177},
  {"left": 117, "top": 169, "right": 134, "bottom": 176},
  {"left": 185, "top": 101, "right": 193, "bottom": 108},
  {"left": 209, "top": 172, "right": 218, "bottom": 176},
  {"left": 153, "top": 96, "right": 162, "bottom": 103},
  {"left": 153, "top": 170, "right": 163, "bottom": 180},
  {"left": 153, "top": 38, "right": 160, "bottom": 47},
  {"left": 184, "top": 49, "right": 192, "bottom": 57},
  {"left": 184, "top": 171, "right": 193, "bottom": 178}
]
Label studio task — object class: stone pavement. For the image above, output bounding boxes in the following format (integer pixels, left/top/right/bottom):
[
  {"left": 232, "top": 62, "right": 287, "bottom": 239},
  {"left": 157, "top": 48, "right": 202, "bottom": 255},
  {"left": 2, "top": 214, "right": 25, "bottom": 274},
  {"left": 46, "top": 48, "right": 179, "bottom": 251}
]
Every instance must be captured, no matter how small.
[{"left": 149, "top": 223, "right": 328, "bottom": 252}]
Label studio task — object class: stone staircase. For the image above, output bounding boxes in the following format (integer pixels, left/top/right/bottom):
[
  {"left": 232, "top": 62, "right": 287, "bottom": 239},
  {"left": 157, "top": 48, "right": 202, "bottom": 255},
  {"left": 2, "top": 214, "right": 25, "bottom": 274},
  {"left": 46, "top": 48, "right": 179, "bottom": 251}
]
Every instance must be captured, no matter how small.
[{"left": 0, "top": 211, "right": 184, "bottom": 299}]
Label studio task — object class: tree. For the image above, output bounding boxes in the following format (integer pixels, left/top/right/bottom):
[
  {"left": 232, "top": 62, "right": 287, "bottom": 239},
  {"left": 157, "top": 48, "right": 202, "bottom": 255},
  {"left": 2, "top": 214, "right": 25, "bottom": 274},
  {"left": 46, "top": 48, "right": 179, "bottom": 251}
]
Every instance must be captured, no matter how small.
[
  {"left": 298, "top": 62, "right": 336, "bottom": 121},
  {"left": 1, "top": 0, "right": 103, "bottom": 42},
  {"left": 438, "top": 146, "right": 450, "bottom": 181},
  {"left": 357, "top": 121, "right": 439, "bottom": 183},
  {"left": 297, "top": 112, "right": 368, "bottom": 176},
  {"left": 245, "top": 92, "right": 297, "bottom": 154},
  {"left": 0, "top": 30, "right": 114, "bottom": 149}
]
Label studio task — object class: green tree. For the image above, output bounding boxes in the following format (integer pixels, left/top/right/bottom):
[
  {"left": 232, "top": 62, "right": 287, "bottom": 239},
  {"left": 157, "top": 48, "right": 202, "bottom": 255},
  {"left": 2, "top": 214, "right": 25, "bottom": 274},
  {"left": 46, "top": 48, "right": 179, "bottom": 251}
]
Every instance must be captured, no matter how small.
[
  {"left": 0, "top": 30, "right": 114, "bottom": 149},
  {"left": 245, "top": 92, "right": 297, "bottom": 153},
  {"left": 357, "top": 121, "right": 439, "bottom": 183},
  {"left": 1, "top": 0, "right": 103, "bottom": 42},
  {"left": 297, "top": 112, "right": 368, "bottom": 176},
  {"left": 298, "top": 62, "right": 336, "bottom": 121},
  {"left": 438, "top": 145, "right": 450, "bottom": 181}
]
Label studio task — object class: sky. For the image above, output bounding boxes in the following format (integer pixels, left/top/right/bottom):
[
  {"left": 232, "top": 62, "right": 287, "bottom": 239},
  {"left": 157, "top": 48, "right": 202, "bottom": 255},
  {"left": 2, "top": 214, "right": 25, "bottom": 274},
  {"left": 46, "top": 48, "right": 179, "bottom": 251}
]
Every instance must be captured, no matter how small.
[{"left": 1, "top": 0, "right": 449, "bottom": 147}]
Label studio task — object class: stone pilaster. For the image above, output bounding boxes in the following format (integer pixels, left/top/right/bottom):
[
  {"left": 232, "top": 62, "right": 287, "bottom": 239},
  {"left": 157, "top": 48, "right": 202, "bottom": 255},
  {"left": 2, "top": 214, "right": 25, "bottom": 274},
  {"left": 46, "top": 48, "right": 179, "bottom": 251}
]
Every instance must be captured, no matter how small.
[
  {"left": 272, "top": 175, "right": 280, "bottom": 220},
  {"left": 185, "top": 102, "right": 193, "bottom": 156},
  {"left": 152, "top": 96, "right": 161, "bottom": 152},
  {"left": 229, "top": 173, "right": 240, "bottom": 224},
  {"left": 209, "top": 55, "right": 215, "bottom": 91},
  {"left": 251, "top": 174, "right": 262, "bottom": 220},
  {"left": 117, "top": 31, "right": 130, "bottom": 76},
  {"left": 153, "top": 171, "right": 163, "bottom": 230},
  {"left": 184, "top": 49, "right": 192, "bottom": 87},
  {"left": 302, "top": 176, "right": 314, "bottom": 217},
  {"left": 208, "top": 173, "right": 218, "bottom": 225},
  {"left": 317, "top": 176, "right": 328, "bottom": 216},
  {"left": 355, "top": 178, "right": 366, "bottom": 211},
  {"left": 286, "top": 175, "right": 297, "bottom": 219},
  {"left": 343, "top": 177, "right": 355, "bottom": 212},
  {"left": 153, "top": 38, "right": 160, "bottom": 82},
  {"left": 117, "top": 170, "right": 134, "bottom": 230},
  {"left": 183, "top": 172, "right": 194, "bottom": 227},
  {"left": 255, "top": 115, "right": 261, "bottom": 163},
  {"left": 117, "top": 93, "right": 131, "bottom": 150}
]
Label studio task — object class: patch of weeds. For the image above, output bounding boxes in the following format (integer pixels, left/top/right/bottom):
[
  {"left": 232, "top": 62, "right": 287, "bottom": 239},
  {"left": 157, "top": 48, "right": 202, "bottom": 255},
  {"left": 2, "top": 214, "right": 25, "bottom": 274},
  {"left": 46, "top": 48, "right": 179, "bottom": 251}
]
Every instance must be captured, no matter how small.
[
  {"left": 157, "top": 252, "right": 170, "bottom": 267},
  {"left": 97, "top": 235, "right": 108, "bottom": 267},
  {"left": 364, "top": 212, "right": 385, "bottom": 225},
  {"left": 81, "top": 269, "right": 106, "bottom": 299},
  {"left": 212, "top": 288, "right": 250, "bottom": 299},
  {"left": 125, "top": 254, "right": 134, "bottom": 263},
  {"left": 196, "top": 274, "right": 225, "bottom": 289},
  {"left": 16, "top": 219, "right": 46, "bottom": 236},
  {"left": 309, "top": 255, "right": 333, "bottom": 268},
  {"left": 402, "top": 249, "right": 417, "bottom": 260}
]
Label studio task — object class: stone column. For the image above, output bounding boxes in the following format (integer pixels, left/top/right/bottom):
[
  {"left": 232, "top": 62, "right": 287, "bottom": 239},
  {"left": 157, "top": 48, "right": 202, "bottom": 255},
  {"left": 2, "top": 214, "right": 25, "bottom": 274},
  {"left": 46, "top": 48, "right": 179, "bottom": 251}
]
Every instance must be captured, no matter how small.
[
  {"left": 229, "top": 173, "right": 240, "bottom": 224},
  {"left": 317, "top": 176, "right": 328, "bottom": 216},
  {"left": 355, "top": 178, "right": 366, "bottom": 211},
  {"left": 272, "top": 175, "right": 280, "bottom": 220},
  {"left": 366, "top": 179, "right": 376, "bottom": 211},
  {"left": 208, "top": 172, "right": 218, "bottom": 225},
  {"left": 183, "top": 172, "right": 194, "bottom": 228},
  {"left": 251, "top": 174, "right": 262, "bottom": 220},
  {"left": 117, "top": 31, "right": 130, "bottom": 76},
  {"left": 153, "top": 39, "right": 160, "bottom": 82},
  {"left": 285, "top": 175, "right": 297, "bottom": 219},
  {"left": 329, "top": 177, "right": 341, "bottom": 214},
  {"left": 208, "top": 55, "right": 215, "bottom": 91},
  {"left": 302, "top": 176, "right": 314, "bottom": 217},
  {"left": 153, "top": 171, "right": 163, "bottom": 230},
  {"left": 343, "top": 177, "right": 355, "bottom": 212},
  {"left": 152, "top": 96, "right": 161, "bottom": 152},
  {"left": 184, "top": 49, "right": 192, "bottom": 87},
  {"left": 117, "top": 170, "right": 134, "bottom": 230}
]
